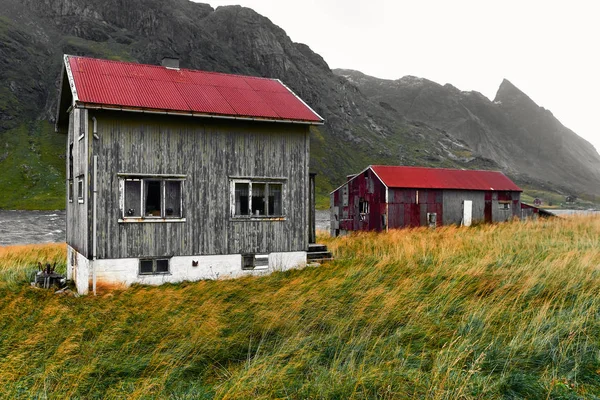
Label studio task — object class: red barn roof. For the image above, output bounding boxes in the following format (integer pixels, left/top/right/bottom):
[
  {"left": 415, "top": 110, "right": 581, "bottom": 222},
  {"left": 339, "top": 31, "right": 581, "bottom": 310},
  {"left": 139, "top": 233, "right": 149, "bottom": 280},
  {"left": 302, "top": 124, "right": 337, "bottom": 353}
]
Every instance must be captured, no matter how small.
[
  {"left": 370, "top": 165, "right": 522, "bottom": 191},
  {"left": 62, "top": 55, "right": 323, "bottom": 124}
]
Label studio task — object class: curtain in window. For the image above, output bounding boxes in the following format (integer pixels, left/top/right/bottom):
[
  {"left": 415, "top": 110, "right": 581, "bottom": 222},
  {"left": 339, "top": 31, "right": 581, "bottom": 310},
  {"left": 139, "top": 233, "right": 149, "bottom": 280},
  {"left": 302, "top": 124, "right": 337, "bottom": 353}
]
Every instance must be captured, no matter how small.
[
  {"left": 165, "top": 180, "right": 182, "bottom": 217},
  {"left": 125, "top": 180, "right": 142, "bottom": 217},
  {"left": 235, "top": 183, "right": 249, "bottom": 215},
  {"left": 269, "top": 184, "right": 282, "bottom": 215},
  {"left": 252, "top": 183, "right": 266, "bottom": 215}
]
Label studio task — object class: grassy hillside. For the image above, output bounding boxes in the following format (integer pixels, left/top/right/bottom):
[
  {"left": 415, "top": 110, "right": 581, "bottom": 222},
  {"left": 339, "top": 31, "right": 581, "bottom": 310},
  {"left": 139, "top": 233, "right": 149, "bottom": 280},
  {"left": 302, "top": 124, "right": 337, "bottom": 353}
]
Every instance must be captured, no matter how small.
[
  {"left": 1, "top": 217, "right": 599, "bottom": 398},
  {"left": 0, "top": 121, "right": 66, "bottom": 210}
]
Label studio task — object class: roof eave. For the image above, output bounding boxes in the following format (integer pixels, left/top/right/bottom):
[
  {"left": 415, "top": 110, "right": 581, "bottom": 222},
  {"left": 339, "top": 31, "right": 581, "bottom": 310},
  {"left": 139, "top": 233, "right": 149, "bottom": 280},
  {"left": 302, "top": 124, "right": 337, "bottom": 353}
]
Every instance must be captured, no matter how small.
[
  {"left": 76, "top": 102, "right": 324, "bottom": 125},
  {"left": 55, "top": 55, "right": 78, "bottom": 132}
]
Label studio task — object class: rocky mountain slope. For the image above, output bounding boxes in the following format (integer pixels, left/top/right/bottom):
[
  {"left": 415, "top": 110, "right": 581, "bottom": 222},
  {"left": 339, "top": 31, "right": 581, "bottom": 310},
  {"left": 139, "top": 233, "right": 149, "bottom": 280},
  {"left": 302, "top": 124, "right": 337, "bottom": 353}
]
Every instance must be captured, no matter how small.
[
  {"left": 336, "top": 69, "right": 600, "bottom": 198},
  {"left": 0, "top": 0, "right": 599, "bottom": 209}
]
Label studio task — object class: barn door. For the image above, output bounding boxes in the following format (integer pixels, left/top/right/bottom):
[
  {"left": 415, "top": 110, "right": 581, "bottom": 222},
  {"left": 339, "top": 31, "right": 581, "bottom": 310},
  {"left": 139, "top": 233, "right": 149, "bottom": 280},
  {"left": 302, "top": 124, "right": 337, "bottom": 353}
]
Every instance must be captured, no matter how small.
[
  {"left": 484, "top": 192, "right": 492, "bottom": 223},
  {"left": 462, "top": 200, "right": 472, "bottom": 227}
]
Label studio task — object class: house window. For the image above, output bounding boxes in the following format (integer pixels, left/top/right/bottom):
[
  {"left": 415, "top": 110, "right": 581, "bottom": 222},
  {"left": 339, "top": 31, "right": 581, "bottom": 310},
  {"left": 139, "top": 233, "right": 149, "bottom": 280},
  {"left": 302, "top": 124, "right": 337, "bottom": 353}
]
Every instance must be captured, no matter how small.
[
  {"left": 68, "top": 180, "right": 74, "bottom": 203},
  {"left": 242, "top": 254, "right": 269, "bottom": 270},
  {"left": 120, "top": 175, "right": 184, "bottom": 220},
  {"left": 231, "top": 179, "right": 284, "bottom": 218},
  {"left": 77, "top": 176, "right": 84, "bottom": 203},
  {"left": 139, "top": 258, "right": 170, "bottom": 275},
  {"left": 68, "top": 143, "right": 73, "bottom": 202}
]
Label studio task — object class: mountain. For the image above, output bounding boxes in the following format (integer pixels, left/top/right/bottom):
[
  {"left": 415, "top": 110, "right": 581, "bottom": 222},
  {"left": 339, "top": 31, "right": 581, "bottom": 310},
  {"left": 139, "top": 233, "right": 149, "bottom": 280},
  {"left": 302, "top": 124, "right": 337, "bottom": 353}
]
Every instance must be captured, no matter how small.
[
  {"left": 335, "top": 69, "right": 600, "bottom": 199},
  {"left": 0, "top": 0, "right": 599, "bottom": 209}
]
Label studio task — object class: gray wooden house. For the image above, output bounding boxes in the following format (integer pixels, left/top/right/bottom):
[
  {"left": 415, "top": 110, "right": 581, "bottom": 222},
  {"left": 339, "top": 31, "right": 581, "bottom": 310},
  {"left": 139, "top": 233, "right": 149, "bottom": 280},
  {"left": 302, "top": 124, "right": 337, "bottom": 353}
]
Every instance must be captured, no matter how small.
[
  {"left": 56, "top": 55, "right": 323, "bottom": 294},
  {"left": 331, "top": 165, "right": 522, "bottom": 236}
]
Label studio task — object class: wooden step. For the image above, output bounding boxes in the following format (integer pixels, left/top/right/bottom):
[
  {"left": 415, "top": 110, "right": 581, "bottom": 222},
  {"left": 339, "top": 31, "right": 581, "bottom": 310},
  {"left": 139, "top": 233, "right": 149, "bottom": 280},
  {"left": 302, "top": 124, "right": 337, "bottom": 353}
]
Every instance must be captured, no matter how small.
[
  {"left": 308, "top": 243, "right": 328, "bottom": 252},
  {"left": 307, "top": 250, "right": 333, "bottom": 260}
]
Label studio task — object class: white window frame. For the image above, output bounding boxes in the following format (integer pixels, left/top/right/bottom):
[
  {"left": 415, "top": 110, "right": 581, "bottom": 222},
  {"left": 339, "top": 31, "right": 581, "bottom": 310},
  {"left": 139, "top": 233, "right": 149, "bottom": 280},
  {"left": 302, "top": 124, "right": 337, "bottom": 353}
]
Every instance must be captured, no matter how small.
[
  {"left": 139, "top": 258, "right": 171, "bottom": 275},
  {"left": 77, "top": 176, "right": 85, "bottom": 204},
  {"left": 229, "top": 177, "right": 286, "bottom": 220},
  {"left": 68, "top": 179, "right": 74, "bottom": 203},
  {"left": 118, "top": 174, "right": 186, "bottom": 223}
]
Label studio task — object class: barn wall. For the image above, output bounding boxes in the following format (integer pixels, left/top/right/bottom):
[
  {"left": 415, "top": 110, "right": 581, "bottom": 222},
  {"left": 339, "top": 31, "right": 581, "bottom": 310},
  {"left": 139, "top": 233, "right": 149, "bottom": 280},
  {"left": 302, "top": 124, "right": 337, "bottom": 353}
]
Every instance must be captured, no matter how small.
[
  {"left": 387, "top": 189, "right": 443, "bottom": 229},
  {"left": 492, "top": 191, "right": 522, "bottom": 222},
  {"left": 442, "top": 190, "right": 485, "bottom": 225},
  {"left": 330, "top": 168, "right": 387, "bottom": 235},
  {"left": 91, "top": 111, "right": 309, "bottom": 259},
  {"left": 66, "top": 108, "right": 90, "bottom": 258}
]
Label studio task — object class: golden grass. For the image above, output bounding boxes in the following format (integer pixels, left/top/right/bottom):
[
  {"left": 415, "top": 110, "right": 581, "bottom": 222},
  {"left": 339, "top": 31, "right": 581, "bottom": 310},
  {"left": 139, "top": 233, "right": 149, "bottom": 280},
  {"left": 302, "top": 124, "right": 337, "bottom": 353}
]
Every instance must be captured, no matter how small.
[
  {"left": 0, "top": 243, "right": 66, "bottom": 287},
  {"left": 0, "top": 217, "right": 599, "bottom": 398}
]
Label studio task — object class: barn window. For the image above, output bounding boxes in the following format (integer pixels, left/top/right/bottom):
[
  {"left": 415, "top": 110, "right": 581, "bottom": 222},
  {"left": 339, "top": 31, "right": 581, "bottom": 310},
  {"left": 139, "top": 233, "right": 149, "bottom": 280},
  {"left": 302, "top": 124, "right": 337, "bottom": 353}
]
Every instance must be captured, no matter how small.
[
  {"left": 231, "top": 179, "right": 285, "bottom": 218},
  {"left": 499, "top": 201, "right": 511, "bottom": 210},
  {"left": 120, "top": 175, "right": 185, "bottom": 221},
  {"left": 359, "top": 199, "right": 369, "bottom": 221},
  {"left": 139, "top": 258, "right": 170, "bottom": 275}
]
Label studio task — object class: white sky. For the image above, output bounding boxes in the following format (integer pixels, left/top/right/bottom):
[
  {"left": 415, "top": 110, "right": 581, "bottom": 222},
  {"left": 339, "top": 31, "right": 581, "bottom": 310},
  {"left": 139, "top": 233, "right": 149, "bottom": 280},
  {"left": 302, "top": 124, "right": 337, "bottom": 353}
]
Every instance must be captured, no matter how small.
[{"left": 203, "top": 0, "right": 600, "bottom": 153}]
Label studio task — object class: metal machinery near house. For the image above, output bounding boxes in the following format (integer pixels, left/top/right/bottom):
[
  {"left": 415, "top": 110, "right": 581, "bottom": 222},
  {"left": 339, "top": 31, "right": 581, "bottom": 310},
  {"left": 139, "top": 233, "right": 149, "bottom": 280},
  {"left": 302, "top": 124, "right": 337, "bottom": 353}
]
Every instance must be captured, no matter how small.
[
  {"left": 330, "top": 165, "right": 523, "bottom": 236},
  {"left": 56, "top": 55, "right": 324, "bottom": 294}
]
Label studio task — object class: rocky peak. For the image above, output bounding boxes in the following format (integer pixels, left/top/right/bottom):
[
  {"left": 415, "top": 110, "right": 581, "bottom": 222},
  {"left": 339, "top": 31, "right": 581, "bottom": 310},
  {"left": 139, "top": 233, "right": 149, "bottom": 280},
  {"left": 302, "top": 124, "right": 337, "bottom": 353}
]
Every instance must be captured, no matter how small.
[{"left": 494, "top": 78, "right": 531, "bottom": 105}]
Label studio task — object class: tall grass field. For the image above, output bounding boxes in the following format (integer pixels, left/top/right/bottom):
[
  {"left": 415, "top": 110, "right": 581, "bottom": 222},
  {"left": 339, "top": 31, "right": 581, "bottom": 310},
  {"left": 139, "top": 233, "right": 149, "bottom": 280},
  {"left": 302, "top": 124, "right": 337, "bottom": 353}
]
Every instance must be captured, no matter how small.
[{"left": 0, "top": 217, "right": 599, "bottom": 399}]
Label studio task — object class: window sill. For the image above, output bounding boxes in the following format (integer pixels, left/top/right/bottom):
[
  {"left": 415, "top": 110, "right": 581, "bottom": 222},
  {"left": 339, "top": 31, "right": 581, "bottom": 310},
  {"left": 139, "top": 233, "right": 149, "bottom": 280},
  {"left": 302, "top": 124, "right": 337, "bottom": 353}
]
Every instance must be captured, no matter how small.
[
  {"left": 119, "top": 218, "right": 186, "bottom": 224},
  {"left": 230, "top": 216, "right": 286, "bottom": 222},
  {"left": 242, "top": 266, "right": 269, "bottom": 271},
  {"left": 138, "top": 273, "right": 172, "bottom": 276}
]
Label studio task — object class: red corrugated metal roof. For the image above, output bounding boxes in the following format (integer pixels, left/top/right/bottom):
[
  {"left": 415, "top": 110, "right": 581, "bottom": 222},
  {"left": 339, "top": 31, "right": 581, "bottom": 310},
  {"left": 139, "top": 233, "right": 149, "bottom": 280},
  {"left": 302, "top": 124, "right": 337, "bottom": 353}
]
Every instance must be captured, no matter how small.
[
  {"left": 370, "top": 165, "right": 522, "bottom": 191},
  {"left": 66, "top": 55, "right": 323, "bottom": 124}
]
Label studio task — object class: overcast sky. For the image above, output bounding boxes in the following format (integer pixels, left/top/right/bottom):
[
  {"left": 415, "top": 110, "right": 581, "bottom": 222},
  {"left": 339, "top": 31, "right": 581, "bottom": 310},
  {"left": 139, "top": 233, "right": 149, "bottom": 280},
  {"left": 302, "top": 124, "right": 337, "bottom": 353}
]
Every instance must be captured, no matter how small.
[{"left": 203, "top": 0, "right": 600, "bottom": 153}]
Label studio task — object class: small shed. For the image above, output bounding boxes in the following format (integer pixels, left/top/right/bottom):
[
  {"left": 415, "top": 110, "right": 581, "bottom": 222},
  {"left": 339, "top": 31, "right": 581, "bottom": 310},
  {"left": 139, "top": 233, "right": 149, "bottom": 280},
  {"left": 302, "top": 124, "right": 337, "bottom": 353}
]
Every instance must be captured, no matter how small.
[
  {"left": 330, "top": 165, "right": 522, "bottom": 236},
  {"left": 520, "top": 203, "right": 556, "bottom": 219},
  {"left": 55, "top": 55, "right": 324, "bottom": 294}
]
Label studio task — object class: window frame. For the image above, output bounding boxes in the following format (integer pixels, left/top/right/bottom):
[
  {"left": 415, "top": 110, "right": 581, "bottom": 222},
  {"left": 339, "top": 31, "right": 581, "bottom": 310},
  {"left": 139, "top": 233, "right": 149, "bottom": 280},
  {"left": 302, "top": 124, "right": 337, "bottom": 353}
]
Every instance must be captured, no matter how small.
[
  {"left": 68, "top": 143, "right": 74, "bottom": 203},
  {"left": 242, "top": 254, "right": 269, "bottom": 270},
  {"left": 119, "top": 174, "right": 186, "bottom": 223},
  {"left": 77, "top": 175, "right": 85, "bottom": 204},
  {"left": 230, "top": 177, "right": 286, "bottom": 220},
  {"left": 68, "top": 180, "right": 74, "bottom": 203},
  {"left": 138, "top": 257, "right": 171, "bottom": 275},
  {"left": 498, "top": 201, "right": 511, "bottom": 210}
]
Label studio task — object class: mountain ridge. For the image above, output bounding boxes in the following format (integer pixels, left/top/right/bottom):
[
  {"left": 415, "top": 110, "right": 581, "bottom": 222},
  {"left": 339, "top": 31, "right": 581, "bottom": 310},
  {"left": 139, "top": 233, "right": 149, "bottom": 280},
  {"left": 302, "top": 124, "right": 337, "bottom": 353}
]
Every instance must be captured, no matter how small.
[
  {"left": 0, "top": 0, "right": 599, "bottom": 209},
  {"left": 335, "top": 68, "right": 600, "bottom": 198}
]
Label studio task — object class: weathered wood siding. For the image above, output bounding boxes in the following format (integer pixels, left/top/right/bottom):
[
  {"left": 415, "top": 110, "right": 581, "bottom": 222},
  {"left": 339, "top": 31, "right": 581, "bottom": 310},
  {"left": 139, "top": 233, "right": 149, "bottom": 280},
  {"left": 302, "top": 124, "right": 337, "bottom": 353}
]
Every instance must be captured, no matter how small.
[
  {"left": 442, "top": 190, "right": 485, "bottom": 225},
  {"left": 331, "top": 172, "right": 522, "bottom": 233},
  {"left": 330, "top": 169, "right": 386, "bottom": 235},
  {"left": 388, "top": 189, "right": 443, "bottom": 229},
  {"left": 65, "top": 108, "right": 90, "bottom": 257},
  {"left": 491, "top": 191, "right": 521, "bottom": 222},
  {"left": 91, "top": 111, "right": 309, "bottom": 259}
]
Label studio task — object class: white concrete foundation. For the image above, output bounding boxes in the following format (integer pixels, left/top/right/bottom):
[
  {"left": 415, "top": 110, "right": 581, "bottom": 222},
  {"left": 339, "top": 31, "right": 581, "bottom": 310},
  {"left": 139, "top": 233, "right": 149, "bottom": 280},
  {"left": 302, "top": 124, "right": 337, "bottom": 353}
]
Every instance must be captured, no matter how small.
[
  {"left": 66, "top": 245, "right": 307, "bottom": 295},
  {"left": 67, "top": 246, "right": 91, "bottom": 295}
]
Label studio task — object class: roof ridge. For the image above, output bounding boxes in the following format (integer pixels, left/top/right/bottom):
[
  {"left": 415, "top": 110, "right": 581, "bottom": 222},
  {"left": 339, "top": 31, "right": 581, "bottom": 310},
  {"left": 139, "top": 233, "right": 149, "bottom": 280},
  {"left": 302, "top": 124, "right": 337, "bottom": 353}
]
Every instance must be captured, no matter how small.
[
  {"left": 68, "top": 55, "right": 280, "bottom": 82},
  {"left": 371, "top": 165, "right": 506, "bottom": 174}
]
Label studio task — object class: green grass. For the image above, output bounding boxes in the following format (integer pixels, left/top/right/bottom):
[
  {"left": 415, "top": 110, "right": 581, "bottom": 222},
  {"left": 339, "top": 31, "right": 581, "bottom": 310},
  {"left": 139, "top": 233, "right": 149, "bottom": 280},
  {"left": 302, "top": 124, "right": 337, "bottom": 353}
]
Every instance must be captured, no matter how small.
[
  {"left": 0, "top": 121, "right": 66, "bottom": 210},
  {"left": 1, "top": 217, "right": 599, "bottom": 398}
]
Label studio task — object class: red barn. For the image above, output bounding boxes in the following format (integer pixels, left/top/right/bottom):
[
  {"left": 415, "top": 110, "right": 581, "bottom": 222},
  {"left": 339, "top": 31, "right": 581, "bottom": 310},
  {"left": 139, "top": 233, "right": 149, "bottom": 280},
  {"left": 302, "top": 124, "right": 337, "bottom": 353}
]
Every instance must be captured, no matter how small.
[{"left": 330, "top": 165, "right": 522, "bottom": 236}]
